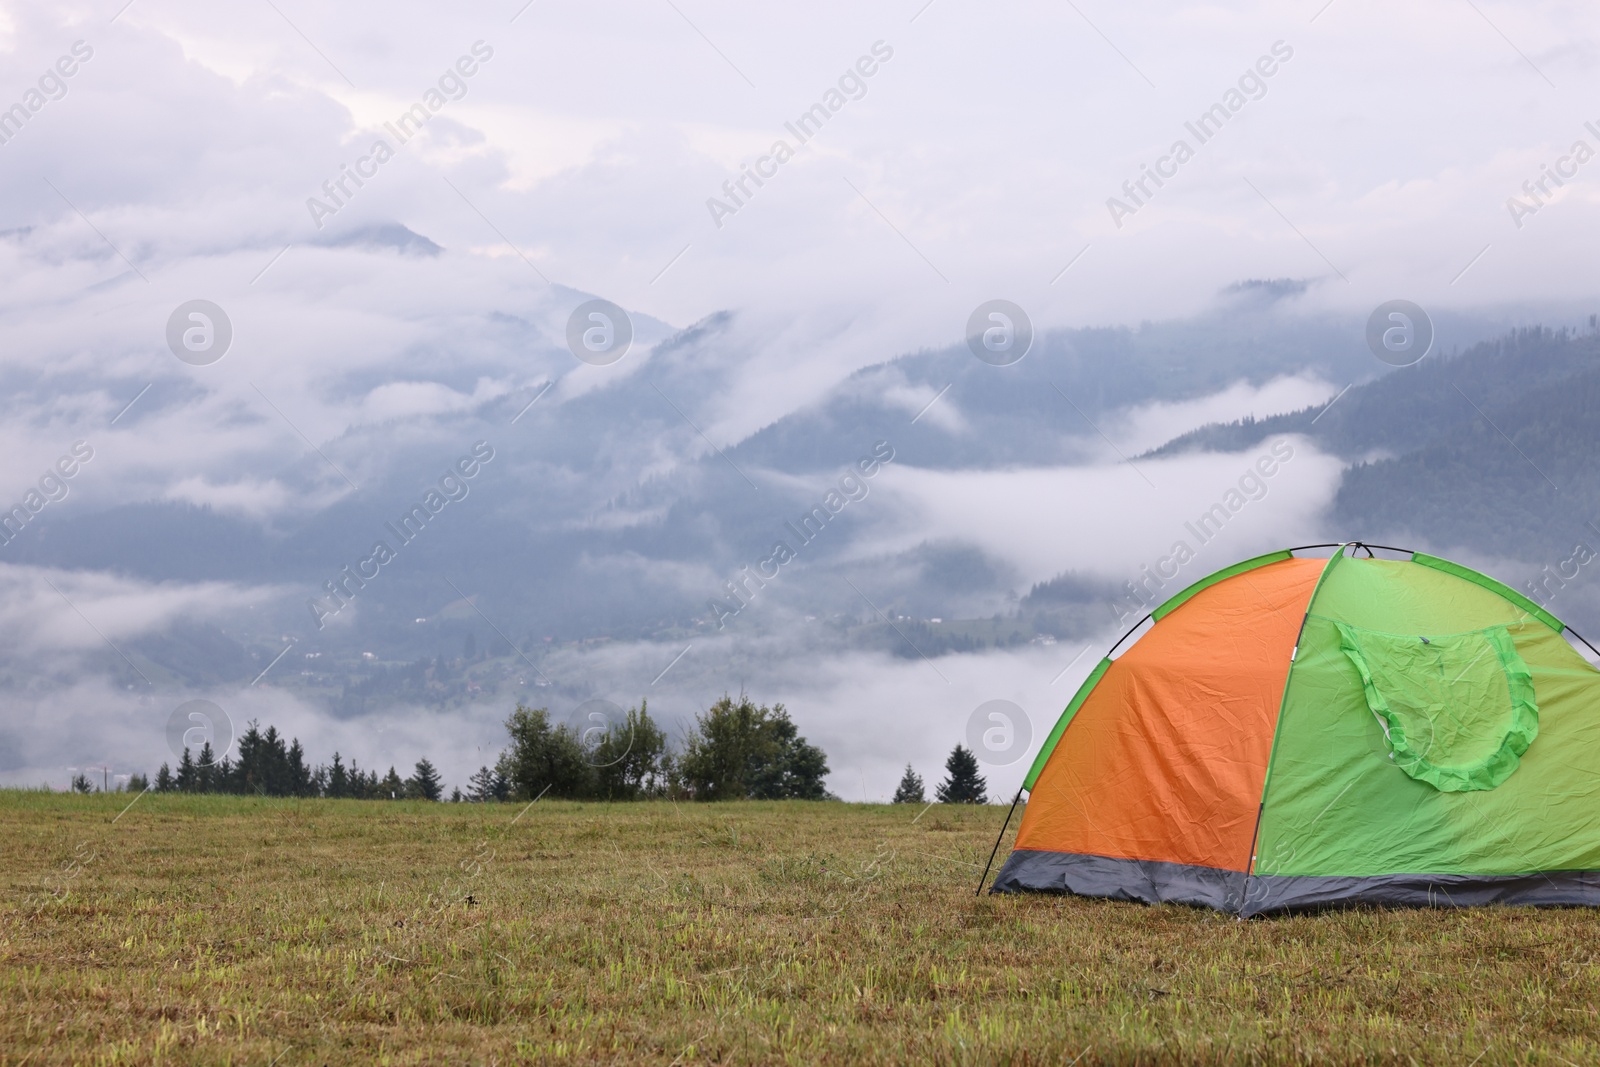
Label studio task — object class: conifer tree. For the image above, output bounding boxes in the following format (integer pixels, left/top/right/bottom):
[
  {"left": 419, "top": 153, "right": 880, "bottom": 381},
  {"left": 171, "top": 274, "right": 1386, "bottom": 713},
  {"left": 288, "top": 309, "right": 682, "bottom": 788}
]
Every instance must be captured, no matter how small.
[
  {"left": 197, "top": 743, "right": 220, "bottom": 793},
  {"left": 935, "top": 744, "right": 987, "bottom": 804},
  {"left": 155, "top": 763, "right": 173, "bottom": 793},
  {"left": 467, "top": 765, "right": 510, "bottom": 802},
  {"left": 261, "top": 725, "right": 290, "bottom": 796},
  {"left": 233, "top": 721, "right": 264, "bottom": 794},
  {"left": 347, "top": 758, "right": 368, "bottom": 797},
  {"left": 287, "top": 739, "right": 313, "bottom": 797},
  {"left": 891, "top": 764, "right": 925, "bottom": 804},
  {"left": 175, "top": 748, "right": 197, "bottom": 792},
  {"left": 326, "top": 753, "right": 349, "bottom": 798},
  {"left": 406, "top": 759, "right": 442, "bottom": 801},
  {"left": 380, "top": 766, "right": 406, "bottom": 799}
]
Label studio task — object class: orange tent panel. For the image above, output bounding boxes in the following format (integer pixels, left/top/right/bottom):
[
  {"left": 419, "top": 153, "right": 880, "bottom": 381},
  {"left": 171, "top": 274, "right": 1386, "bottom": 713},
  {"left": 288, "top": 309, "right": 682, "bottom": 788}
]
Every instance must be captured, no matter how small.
[{"left": 1015, "top": 556, "right": 1323, "bottom": 872}]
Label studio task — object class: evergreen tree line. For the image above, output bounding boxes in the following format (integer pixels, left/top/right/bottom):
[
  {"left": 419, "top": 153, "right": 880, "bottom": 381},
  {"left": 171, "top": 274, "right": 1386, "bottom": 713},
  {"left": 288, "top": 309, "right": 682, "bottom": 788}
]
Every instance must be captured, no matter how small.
[
  {"left": 890, "top": 744, "right": 989, "bottom": 805},
  {"left": 149, "top": 721, "right": 447, "bottom": 800}
]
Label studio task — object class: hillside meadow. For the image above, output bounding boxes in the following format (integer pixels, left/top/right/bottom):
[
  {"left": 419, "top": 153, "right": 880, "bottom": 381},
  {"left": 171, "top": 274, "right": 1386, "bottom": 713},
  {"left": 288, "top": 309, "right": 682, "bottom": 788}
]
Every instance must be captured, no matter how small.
[{"left": 3, "top": 791, "right": 1598, "bottom": 1065}]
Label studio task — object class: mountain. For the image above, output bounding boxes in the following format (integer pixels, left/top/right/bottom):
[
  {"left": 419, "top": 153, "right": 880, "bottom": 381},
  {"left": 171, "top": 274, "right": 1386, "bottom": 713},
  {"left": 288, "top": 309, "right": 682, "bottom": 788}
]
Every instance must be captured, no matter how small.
[
  {"left": 1149, "top": 326, "right": 1600, "bottom": 566},
  {"left": 8, "top": 302, "right": 1378, "bottom": 634},
  {"left": 2, "top": 288, "right": 1576, "bottom": 704}
]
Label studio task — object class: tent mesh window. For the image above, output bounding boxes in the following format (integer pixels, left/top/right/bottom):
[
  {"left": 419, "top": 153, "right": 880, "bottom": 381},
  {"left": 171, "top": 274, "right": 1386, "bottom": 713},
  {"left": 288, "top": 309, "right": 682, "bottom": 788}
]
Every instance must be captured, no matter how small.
[{"left": 1334, "top": 622, "right": 1538, "bottom": 793}]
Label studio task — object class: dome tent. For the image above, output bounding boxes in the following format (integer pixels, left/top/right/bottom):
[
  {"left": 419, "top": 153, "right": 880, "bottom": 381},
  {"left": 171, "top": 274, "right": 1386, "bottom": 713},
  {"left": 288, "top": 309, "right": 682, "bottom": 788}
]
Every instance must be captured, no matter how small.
[{"left": 987, "top": 543, "right": 1600, "bottom": 916}]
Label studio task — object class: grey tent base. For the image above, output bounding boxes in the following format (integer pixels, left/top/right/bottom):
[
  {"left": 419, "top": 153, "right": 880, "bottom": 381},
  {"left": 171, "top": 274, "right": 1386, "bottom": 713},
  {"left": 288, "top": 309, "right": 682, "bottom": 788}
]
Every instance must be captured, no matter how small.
[{"left": 990, "top": 848, "right": 1600, "bottom": 917}]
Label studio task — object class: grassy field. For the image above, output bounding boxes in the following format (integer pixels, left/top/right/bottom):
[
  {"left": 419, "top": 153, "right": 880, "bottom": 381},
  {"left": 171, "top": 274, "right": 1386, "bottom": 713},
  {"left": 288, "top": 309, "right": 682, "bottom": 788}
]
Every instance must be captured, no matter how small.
[{"left": 4, "top": 792, "right": 1599, "bottom": 1065}]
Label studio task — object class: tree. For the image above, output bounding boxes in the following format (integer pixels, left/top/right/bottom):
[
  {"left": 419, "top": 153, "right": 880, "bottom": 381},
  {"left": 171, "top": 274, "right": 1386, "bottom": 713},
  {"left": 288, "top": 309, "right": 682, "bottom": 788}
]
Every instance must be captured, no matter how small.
[
  {"left": 232, "top": 721, "right": 265, "bottom": 794},
  {"left": 287, "top": 739, "right": 314, "bottom": 797},
  {"left": 679, "top": 694, "right": 771, "bottom": 801},
  {"left": 592, "top": 701, "right": 668, "bottom": 800},
  {"left": 467, "top": 764, "right": 510, "bottom": 802},
  {"left": 154, "top": 763, "right": 173, "bottom": 793},
  {"left": 497, "top": 705, "right": 593, "bottom": 800},
  {"left": 126, "top": 772, "right": 150, "bottom": 794},
  {"left": 380, "top": 766, "right": 406, "bottom": 799},
  {"left": 935, "top": 745, "right": 987, "bottom": 804},
  {"left": 750, "top": 707, "right": 830, "bottom": 800},
  {"left": 325, "top": 752, "right": 349, "bottom": 798},
  {"left": 195, "top": 743, "right": 218, "bottom": 793},
  {"left": 260, "top": 726, "right": 290, "bottom": 796},
  {"left": 680, "top": 694, "right": 831, "bottom": 801},
  {"left": 892, "top": 764, "right": 925, "bottom": 804},
  {"left": 406, "top": 759, "right": 443, "bottom": 801},
  {"left": 175, "top": 748, "right": 197, "bottom": 793},
  {"left": 70, "top": 772, "right": 93, "bottom": 794},
  {"left": 346, "top": 759, "right": 377, "bottom": 799},
  {"left": 449, "top": 786, "right": 463, "bottom": 802}
]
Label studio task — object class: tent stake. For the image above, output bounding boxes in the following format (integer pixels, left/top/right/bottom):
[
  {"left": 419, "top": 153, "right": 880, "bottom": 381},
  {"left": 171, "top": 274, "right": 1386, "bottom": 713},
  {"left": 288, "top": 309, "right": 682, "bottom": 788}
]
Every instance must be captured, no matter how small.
[{"left": 976, "top": 788, "right": 1024, "bottom": 896}]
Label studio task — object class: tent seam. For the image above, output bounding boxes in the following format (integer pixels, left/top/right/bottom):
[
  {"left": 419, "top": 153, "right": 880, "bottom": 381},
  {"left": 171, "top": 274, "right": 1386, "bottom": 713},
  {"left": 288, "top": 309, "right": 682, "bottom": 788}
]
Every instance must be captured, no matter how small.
[{"left": 1244, "top": 545, "right": 1348, "bottom": 881}]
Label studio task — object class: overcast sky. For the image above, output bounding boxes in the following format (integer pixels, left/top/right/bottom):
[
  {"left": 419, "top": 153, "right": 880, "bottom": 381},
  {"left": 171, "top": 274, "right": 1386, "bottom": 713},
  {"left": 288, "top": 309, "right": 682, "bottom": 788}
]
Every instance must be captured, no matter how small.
[
  {"left": 5, "top": 1, "right": 1598, "bottom": 343},
  {"left": 1, "top": 0, "right": 1594, "bottom": 492},
  {"left": 3, "top": 0, "right": 1598, "bottom": 795}
]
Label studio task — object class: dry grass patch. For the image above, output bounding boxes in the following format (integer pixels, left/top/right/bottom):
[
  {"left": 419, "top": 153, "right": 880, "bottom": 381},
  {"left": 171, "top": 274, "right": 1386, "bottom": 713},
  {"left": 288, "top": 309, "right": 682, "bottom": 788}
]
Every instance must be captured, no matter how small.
[{"left": 2, "top": 791, "right": 1598, "bottom": 1064}]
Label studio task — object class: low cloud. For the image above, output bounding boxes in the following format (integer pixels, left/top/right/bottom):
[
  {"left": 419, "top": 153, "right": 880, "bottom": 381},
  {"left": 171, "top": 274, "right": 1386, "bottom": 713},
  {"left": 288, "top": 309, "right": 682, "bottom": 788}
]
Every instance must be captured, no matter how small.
[
  {"left": 0, "top": 564, "right": 276, "bottom": 661},
  {"left": 162, "top": 476, "right": 294, "bottom": 518},
  {"left": 862, "top": 439, "right": 1346, "bottom": 591},
  {"left": 1111, "top": 374, "right": 1339, "bottom": 456}
]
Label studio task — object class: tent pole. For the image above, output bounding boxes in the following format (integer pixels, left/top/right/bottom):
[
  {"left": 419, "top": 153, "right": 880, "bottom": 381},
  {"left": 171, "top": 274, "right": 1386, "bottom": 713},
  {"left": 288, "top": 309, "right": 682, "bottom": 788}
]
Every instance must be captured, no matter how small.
[
  {"left": 1565, "top": 625, "right": 1600, "bottom": 660},
  {"left": 976, "top": 788, "right": 1024, "bottom": 896}
]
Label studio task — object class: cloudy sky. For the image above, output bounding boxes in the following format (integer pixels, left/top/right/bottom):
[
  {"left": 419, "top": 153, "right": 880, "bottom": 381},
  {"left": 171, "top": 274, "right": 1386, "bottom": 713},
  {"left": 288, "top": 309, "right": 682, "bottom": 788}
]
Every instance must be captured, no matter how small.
[{"left": 2, "top": 0, "right": 1597, "bottom": 797}]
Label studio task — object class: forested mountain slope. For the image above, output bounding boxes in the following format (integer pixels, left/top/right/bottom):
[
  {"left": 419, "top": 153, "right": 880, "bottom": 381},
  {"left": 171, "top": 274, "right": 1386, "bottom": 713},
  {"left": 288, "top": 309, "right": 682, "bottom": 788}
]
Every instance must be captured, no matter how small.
[{"left": 1151, "top": 327, "right": 1600, "bottom": 562}]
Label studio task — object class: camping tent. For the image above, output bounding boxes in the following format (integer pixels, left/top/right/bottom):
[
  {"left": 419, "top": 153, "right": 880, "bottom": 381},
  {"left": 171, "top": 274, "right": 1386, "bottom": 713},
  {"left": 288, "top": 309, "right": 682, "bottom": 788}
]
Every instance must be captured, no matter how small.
[{"left": 988, "top": 543, "right": 1600, "bottom": 915}]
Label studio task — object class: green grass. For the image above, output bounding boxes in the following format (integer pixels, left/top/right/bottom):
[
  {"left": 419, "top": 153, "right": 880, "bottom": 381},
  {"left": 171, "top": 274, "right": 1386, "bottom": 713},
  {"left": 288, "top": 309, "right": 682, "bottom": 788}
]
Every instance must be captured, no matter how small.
[{"left": 3, "top": 791, "right": 1598, "bottom": 1065}]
